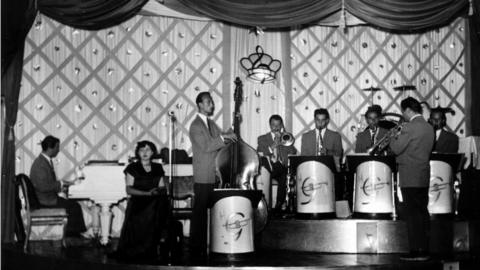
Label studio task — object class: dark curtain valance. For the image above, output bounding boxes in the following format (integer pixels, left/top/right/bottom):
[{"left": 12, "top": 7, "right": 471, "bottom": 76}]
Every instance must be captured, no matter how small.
[
  {"left": 177, "top": 0, "right": 340, "bottom": 28},
  {"left": 38, "top": 0, "right": 149, "bottom": 30},
  {"left": 346, "top": 0, "right": 469, "bottom": 32},
  {"left": 177, "top": 0, "right": 469, "bottom": 31}
]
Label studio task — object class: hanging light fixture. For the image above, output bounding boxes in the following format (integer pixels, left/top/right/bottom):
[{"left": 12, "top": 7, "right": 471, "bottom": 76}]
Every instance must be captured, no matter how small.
[{"left": 240, "top": 46, "right": 281, "bottom": 84}]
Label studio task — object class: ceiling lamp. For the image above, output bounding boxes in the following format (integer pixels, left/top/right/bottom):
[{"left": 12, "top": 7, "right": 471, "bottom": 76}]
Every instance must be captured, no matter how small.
[{"left": 240, "top": 46, "right": 281, "bottom": 84}]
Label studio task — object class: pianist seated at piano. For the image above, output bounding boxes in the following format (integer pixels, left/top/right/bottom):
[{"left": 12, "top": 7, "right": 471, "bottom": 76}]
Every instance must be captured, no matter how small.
[
  {"left": 114, "top": 140, "right": 169, "bottom": 261},
  {"left": 30, "top": 135, "right": 87, "bottom": 237}
]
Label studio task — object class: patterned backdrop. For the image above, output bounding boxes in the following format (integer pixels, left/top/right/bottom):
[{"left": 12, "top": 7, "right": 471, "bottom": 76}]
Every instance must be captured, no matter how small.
[{"left": 16, "top": 15, "right": 466, "bottom": 179}]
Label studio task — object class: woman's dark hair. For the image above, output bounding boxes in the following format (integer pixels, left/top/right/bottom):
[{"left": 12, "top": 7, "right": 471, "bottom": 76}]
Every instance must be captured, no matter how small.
[{"left": 134, "top": 140, "right": 158, "bottom": 160}]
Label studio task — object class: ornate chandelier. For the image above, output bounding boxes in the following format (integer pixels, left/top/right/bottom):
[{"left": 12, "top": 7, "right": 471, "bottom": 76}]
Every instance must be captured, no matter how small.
[{"left": 240, "top": 46, "right": 281, "bottom": 84}]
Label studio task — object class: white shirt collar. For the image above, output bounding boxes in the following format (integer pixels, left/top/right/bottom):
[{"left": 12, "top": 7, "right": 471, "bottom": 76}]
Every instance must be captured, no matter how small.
[
  {"left": 197, "top": 113, "right": 209, "bottom": 127},
  {"left": 315, "top": 128, "right": 326, "bottom": 138},
  {"left": 41, "top": 153, "right": 53, "bottom": 164},
  {"left": 435, "top": 128, "right": 445, "bottom": 139},
  {"left": 410, "top": 114, "right": 422, "bottom": 121}
]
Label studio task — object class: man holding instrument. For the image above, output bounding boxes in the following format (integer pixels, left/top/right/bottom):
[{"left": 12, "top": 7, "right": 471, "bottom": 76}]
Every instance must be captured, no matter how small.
[
  {"left": 189, "top": 92, "right": 237, "bottom": 255},
  {"left": 390, "top": 97, "right": 434, "bottom": 261},
  {"left": 257, "top": 115, "right": 297, "bottom": 214}
]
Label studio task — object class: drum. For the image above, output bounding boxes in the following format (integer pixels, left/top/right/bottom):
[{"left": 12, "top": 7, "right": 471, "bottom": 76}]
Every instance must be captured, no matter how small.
[
  {"left": 295, "top": 160, "right": 335, "bottom": 217},
  {"left": 353, "top": 161, "right": 393, "bottom": 218},
  {"left": 210, "top": 189, "right": 261, "bottom": 254},
  {"left": 254, "top": 166, "right": 271, "bottom": 207},
  {"left": 428, "top": 160, "right": 453, "bottom": 214}
]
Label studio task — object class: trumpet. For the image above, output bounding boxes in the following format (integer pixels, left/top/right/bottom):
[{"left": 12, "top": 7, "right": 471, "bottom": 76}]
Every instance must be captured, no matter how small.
[
  {"left": 272, "top": 131, "right": 295, "bottom": 147},
  {"left": 367, "top": 122, "right": 405, "bottom": 155}
]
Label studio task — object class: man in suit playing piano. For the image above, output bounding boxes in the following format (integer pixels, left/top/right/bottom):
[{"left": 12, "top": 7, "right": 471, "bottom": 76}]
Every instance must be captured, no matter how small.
[
  {"left": 188, "top": 92, "right": 237, "bottom": 255},
  {"left": 390, "top": 97, "right": 434, "bottom": 261},
  {"left": 30, "top": 135, "right": 87, "bottom": 236},
  {"left": 428, "top": 108, "right": 459, "bottom": 153}
]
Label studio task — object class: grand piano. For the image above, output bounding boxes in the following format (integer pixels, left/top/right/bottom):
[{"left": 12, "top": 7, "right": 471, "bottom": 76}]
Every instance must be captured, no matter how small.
[{"left": 69, "top": 161, "right": 193, "bottom": 245}]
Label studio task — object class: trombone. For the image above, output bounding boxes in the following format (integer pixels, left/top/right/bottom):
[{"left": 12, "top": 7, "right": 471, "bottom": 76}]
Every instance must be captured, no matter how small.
[{"left": 366, "top": 113, "right": 405, "bottom": 156}]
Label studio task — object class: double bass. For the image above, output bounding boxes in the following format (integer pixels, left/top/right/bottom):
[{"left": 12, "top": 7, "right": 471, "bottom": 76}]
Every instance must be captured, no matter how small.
[{"left": 215, "top": 77, "right": 269, "bottom": 233}]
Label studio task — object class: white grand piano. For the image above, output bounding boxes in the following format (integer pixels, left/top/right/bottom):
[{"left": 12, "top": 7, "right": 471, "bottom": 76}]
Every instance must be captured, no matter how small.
[{"left": 69, "top": 162, "right": 193, "bottom": 245}]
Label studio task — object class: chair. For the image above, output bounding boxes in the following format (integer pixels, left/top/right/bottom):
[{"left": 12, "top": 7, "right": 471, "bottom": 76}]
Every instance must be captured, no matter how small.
[
  {"left": 15, "top": 174, "right": 68, "bottom": 252},
  {"left": 164, "top": 165, "right": 194, "bottom": 234}
]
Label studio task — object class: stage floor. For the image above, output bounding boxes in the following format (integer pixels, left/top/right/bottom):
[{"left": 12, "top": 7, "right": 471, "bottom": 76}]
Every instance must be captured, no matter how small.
[{"left": 2, "top": 238, "right": 480, "bottom": 270}]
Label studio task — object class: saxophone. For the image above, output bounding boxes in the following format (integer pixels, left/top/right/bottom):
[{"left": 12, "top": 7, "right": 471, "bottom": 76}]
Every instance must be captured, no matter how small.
[{"left": 367, "top": 122, "right": 405, "bottom": 155}]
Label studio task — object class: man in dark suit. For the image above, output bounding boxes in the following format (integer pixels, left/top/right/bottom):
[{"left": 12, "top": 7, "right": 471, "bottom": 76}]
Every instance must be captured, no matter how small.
[
  {"left": 257, "top": 115, "right": 297, "bottom": 213},
  {"left": 428, "top": 108, "right": 459, "bottom": 153},
  {"left": 301, "top": 108, "right": 343, "bottom": 172},
  {"left": 390, "top": 97, "right": 434, "bottom": 261},
  {"left": 188, "top": 91, "right": 236, "bottom": 254},
  {"left": 30, "top": 135, "right": 86, "bottom": 236},
  {"left": 355, "top": 105, "right": 389, "bottom": 154}
]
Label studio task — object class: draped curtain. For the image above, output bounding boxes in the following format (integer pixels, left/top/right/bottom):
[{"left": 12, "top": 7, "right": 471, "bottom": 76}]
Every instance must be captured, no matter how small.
[
  {"left": 229, "top": 28, "right": 291, "bottom": 146},
  {"left": 469, "top": 0, "right": 480, "bottom": 135},
  {"left": 178, "top": 0, "right": 468, "bottom": 31}
]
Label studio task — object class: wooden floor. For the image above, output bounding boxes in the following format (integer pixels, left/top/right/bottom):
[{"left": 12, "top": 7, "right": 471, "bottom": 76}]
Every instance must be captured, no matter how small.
[{"left": 2, "top": 238, "right": 480, "bottom": 270}]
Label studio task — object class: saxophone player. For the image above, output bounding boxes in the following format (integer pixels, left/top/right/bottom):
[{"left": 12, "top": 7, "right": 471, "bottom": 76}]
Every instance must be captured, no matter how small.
[
  {"left": 355, "top": 105, "right": 388, "bottom": 153},
  {"left": 257, "top": 115, "right": 297, "bottom": 214}
]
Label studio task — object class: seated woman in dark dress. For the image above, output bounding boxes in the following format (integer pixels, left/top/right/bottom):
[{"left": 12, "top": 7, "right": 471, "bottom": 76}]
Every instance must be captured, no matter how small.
[{"left": 115, "top": 140, "right": 169, "bottom": 260}]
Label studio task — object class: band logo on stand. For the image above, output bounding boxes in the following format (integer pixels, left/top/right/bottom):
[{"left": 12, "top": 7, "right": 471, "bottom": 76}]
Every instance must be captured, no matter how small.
[
  {"left": 223, "top": 212, "right": 250, "bottom": 241},
  {"left": 360, "top": 176, "right": 390, "bottom": 204},
  {"left": 301, "top": 177, "right": 329, "bottom": 205}
]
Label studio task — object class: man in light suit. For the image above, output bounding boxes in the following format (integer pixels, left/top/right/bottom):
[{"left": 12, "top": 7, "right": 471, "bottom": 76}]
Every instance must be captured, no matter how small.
[
  {"left": 257, "top": 115, "right": 297, "bottom": 213},
  {"left": 428, "top": 108, "right": 459, "bottom": 153},
  {"left": 301, "top": 108, "right": 343, "bottom": 172},
  {"left": 390, "top": 97, "right": 434, "bottom": 261},
  {"left": 188, "top": 92, "right": 237, "bottom": 254},
  {"left": 355, "top": 105, "right": 389, "bottom": 154},
  {"left": 30, "top": 135, "right": 86, "bottom": 236}
]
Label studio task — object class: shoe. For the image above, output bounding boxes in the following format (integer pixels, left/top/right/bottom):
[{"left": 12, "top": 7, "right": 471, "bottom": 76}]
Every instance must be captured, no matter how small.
[{"left": 400, "top": 251, "right": 430, "bottom": 261}]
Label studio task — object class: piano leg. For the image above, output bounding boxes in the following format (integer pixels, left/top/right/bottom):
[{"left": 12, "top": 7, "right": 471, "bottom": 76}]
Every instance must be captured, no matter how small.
[
  {"left": 90, "top": 202, "right": 100, "bottom": 238},
  {"left": 99, "top": 203, "right": 112, "bottom": 245}
]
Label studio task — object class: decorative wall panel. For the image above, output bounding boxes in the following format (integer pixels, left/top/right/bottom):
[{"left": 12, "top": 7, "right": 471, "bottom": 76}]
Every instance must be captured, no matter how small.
[
  {"left": 17, "top": 15, "right": 225, "bottom": 179},
  {"left": 16, "top": 15, "right": 466, "bottom": 180},
  {"left": 290, "top": 19, "right": 466, "bottom": 155}
]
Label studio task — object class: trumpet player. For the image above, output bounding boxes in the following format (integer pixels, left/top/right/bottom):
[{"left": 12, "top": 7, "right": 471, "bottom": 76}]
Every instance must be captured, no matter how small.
[
  {"left": 390, "top": 97, "right": 434, "bottom": 261},
  {"left": 257, "top": 115, "right": 297, "bottom": 214},
  {"left": 355, "top": 105, "right": 388, "bottom": 153}
]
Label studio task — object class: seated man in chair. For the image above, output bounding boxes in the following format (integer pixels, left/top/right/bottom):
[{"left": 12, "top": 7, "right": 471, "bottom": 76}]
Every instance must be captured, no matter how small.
[
  {"left": 30, "top": 135, "right": 87, "bottom": 237},
  {"left": 257, "top": 115, "right": 297, "bottom": 214}
]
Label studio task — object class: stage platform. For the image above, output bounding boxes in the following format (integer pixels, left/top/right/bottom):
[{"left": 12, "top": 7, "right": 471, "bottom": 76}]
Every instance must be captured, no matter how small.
[
  {"left": 2, "top": 239, "right": 479, "bottom": 270},
  {"left": 261, "top": 218, "right": 480, "bottom": 254}
]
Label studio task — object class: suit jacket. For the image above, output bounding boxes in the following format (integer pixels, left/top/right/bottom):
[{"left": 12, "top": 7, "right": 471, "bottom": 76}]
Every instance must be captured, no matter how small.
[
  {"left": 257, "top": 132, "right": 297, "bottom": 167},
  {"left": 390, "top": 116, "right": 434, "bottom": 187},
  {"left": 300, "top": 129, "right": 343, "bottom": 171},
  {"left": 30, "top": 155, "right": 62, "bottom": 206},
  {"left": 355, "top": 127, "right": 388, "bottom": 153},
  {"left": 189, "top": 115, "right": 225, "bottom": 184},
  {"left": 433, "top": 129, "right": 459, "bottom": 153}
]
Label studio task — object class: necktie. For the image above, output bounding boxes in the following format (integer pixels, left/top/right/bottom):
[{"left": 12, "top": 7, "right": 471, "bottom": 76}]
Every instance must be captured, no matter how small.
[
  {"left": 317, "top": 131, "right": 324, "bottom": 156},
  {"left": 49, "top": 159, "right": 57, "bottom": 180},
  {"left": 207, "top": 119, "right": 213, "bottom": 136},
  {"left": 371, "top": 130, "right": 376, "bottom": 146}
]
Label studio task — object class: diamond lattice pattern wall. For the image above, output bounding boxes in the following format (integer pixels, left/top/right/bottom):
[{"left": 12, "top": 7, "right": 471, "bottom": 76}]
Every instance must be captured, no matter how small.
[{"left": 16, "top": 15, "right": 466, "bottom": 179}]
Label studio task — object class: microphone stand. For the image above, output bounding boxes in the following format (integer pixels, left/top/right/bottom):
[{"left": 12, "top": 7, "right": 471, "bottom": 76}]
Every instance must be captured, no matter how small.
[{"left": 167, "top": 111, "right": 176, "bottom": 205}]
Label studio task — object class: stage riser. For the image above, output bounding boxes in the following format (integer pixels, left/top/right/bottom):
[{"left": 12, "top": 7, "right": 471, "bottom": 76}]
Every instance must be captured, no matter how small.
[{"left": 261, "top": 219, "right": 480, "bottom": 254}]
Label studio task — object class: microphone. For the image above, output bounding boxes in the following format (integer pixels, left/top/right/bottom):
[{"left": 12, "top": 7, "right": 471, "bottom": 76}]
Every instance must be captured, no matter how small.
[{"left": 168, "top": 110, "right": 176, "bottom": 121}]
